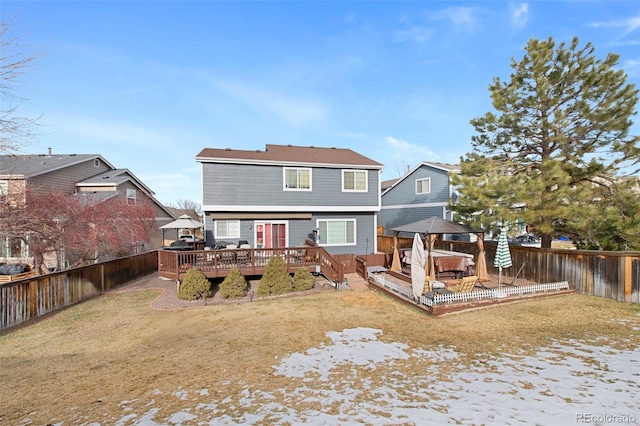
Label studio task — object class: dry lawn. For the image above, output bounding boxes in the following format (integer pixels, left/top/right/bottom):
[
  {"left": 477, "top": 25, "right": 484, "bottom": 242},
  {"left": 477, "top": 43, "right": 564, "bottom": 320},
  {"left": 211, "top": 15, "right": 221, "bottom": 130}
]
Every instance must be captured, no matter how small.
[{"left": 1, "top": 284, "right": 639, "bottom": 424}]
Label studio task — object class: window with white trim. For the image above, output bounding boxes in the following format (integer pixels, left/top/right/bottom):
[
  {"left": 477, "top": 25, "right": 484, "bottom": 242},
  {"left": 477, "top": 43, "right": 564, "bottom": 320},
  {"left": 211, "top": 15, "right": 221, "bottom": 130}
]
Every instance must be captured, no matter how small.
[
  {"left": 317, "top": 219, "right": 356, "bottom": 246},
  {"left": 215, "top": 220, "right": 241, "bottom": 239},
  {"left": 126, "top": 189, "right": 137, "bottom": 205},
  {"left": 342, "top": 170, "right": 367, "bottom": 192},
  {"left": 415, "top": 178, "right": 431, "bottom": 194},
  {"left": 0, "top": 180, "right": 8, "bottom": 195},
  {"left": 283, "top": 167, "right": 312, "bottom": 190}
]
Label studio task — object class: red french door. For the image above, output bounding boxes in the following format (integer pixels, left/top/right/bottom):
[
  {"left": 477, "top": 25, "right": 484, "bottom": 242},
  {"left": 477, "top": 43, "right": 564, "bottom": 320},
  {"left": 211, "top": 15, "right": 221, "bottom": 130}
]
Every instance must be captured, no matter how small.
[{"left": 255, "top": 222, "right": 287, "bottom": 248}]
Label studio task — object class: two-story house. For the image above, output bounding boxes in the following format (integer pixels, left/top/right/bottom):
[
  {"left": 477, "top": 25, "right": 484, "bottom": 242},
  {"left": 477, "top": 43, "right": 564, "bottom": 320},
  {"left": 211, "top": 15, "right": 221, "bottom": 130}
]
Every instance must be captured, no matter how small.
[
  {"left": 196, "top": 144, "right": 383, "bottom": 255},
  {"left": 379, "top": 162, "right": 460, "bottom": 235},
  {"left": 0, "top": 152, "right": 175, "bottom": 262}
]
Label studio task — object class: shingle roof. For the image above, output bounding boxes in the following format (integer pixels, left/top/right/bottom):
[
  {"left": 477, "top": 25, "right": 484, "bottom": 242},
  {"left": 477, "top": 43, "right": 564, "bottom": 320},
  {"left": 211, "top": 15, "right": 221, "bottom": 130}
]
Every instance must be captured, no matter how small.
[
  {"left": 77, "top": 169, "right": 155, "bottom": 196},
  {"left": 196, "top": 144, "right": 383, "bottom": 168},
  {"left": 422, "top": 161, "right": 461, "bottom": 172},
  {"left": 0, "top": 154, "right": 112, "bottom": 178}
]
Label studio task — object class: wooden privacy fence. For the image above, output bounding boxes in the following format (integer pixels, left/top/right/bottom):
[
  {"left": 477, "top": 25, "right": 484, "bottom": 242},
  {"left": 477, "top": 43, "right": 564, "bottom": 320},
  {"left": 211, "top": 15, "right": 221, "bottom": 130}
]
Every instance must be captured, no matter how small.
[
  {"left": 0, "top": 251, "right": 158, "bottom": 331},
  {"left": 378, "top": 235, "right": 640, "bottom": 303}
]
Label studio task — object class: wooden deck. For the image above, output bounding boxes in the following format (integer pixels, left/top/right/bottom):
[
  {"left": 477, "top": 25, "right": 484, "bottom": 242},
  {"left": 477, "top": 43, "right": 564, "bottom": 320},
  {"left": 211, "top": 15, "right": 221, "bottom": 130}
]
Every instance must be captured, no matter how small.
[
  {"left": 158, "top": 246, "right": 346, "bottom": 283},
  {"left": 367, "top": 271, "right": 574, "bottom": 316}
]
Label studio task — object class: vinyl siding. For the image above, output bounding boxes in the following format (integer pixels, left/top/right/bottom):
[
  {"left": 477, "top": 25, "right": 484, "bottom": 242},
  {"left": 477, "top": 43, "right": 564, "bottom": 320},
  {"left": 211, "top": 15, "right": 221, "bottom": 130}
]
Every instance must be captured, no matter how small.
[
  {"left": 379, "top": 165, "right": 455, "bottom": 234},
  {"left": 28, "top": 159, "right": 112, "bottom": 194},
  {"left": 202, "top": 163, "right": 379, "bottom": 208},
  {"left": 381, "top": 166, "right": 452, "bottom": 207},
  {"left": 378, "top": 206, "right": 451, "bottom": 235},
  {"left": 204, "top": 212, "right": 376, "bottom": 255}
]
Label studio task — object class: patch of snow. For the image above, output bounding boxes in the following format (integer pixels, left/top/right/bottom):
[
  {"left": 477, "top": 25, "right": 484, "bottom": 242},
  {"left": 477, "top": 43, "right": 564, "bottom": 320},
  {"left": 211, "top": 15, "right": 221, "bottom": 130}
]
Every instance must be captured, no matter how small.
[{"left": 104, "top": 327, "right": 640, "bottom": 425}]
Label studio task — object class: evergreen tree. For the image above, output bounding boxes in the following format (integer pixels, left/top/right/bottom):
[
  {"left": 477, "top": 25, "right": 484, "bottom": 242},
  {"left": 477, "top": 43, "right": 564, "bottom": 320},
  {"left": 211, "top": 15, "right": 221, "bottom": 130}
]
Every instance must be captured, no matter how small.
[
  {"left": 256, "top": 255, "right": 292, "bottom": 296},
  {"left": 178, "top": 268, "right": 211, "bottom": 301},
  {"left": 451, "top": 37, "right": 640, "bottom": 248},
  {"left": 219, "top": 267, "right": 248, "bottom": 299},
  {"left": 293, "top": 267, "right": 315, "bottom": 291}
]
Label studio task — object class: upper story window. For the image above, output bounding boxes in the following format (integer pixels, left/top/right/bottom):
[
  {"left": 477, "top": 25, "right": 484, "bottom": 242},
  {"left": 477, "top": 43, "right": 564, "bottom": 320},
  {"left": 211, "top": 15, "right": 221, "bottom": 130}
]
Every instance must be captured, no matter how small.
[
  {"left": 415, "top": 178, "right": 431, "bottom": 194},
  {"left": 126, "top": 189, "right": 137, "bottom": 205},
  {"left": 283, "top": 167, "right": 312, "bottom": 191},
  {"left": 94, "top": 159, "right": 100, "bottom": 167},
  {"left": 0, "top": 180, "right": 8, "bottom": 196},
  {"left": 342, "top": 170, "right": 367, "bottom": 192},
  {"left": 215, "top": 220, "right": 241, "bottom": 239}
]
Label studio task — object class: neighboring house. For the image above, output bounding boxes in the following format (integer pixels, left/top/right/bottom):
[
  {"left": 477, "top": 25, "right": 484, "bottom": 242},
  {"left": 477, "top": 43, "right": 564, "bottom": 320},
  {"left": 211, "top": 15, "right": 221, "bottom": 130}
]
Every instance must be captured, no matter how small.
[
  {"left": 0, "top": 152, "right": 175, "bottom": 262},
  {"left": 165, "top": 208, "right": 204, "bottom": 243},
  {"left": 379, "top": 162, "right": 460, "bottom": 235},
  {"left": 196, "top": 144, "right": 384, "bottom": 255}
]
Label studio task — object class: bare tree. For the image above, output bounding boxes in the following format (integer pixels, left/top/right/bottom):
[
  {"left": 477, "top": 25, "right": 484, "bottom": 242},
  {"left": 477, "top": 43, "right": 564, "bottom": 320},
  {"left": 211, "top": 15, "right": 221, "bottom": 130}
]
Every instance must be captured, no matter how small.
[
  {"left": 167, "top": 198, "right": 201, "bottom": 215},
  {"left": 1, "top": 19, "right": 41, "bottom": 154}
]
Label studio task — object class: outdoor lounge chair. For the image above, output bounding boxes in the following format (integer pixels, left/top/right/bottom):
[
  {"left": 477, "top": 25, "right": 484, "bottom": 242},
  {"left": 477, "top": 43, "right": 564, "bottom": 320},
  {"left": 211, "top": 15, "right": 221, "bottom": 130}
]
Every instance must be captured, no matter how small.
[{"left": 445, "top": 275, "right": 479, "bottom": 293}]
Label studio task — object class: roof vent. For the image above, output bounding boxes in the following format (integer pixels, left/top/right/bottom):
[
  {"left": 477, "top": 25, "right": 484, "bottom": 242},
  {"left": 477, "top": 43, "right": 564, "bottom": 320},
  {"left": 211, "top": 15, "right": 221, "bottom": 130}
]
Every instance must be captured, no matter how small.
[{"left": 225, "top": 148, "right": 232, "bottom": 151}]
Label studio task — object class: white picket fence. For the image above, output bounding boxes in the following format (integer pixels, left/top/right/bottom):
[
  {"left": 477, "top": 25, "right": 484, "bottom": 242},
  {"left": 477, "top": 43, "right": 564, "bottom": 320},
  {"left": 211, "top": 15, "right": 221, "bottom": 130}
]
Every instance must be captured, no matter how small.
[{"left": 369, "top": 274, "right": 570, "bottom": 308}]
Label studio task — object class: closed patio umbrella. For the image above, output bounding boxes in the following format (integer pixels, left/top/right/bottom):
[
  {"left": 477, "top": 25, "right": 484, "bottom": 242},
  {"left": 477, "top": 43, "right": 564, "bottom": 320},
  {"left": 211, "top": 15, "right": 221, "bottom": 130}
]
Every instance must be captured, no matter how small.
[
  {"left": 390, "top": 233, "right": 401, "bottom": 272},
  {"left": 410, "top": 233, "right": 426, "bottom": 300},
  {"left": 494, "top": 228, "right": 512, "bottom": 290},
  {"left": 475, "top": 232, "right": 489, "bottom": 281}
]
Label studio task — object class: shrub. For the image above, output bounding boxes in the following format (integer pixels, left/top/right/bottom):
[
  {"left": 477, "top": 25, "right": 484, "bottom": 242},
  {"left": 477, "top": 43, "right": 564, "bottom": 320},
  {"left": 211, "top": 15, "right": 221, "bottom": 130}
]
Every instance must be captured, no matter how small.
[
  {"left": 256, "top": 255, "right": 292, "bottom": 296},
  {"left": 293, "top": 267, "right": 315, "bottom": 291},
  {"left": 219, "top": 267, "right": 248, "bottom": 299},
  {"left": 178, "top": 268, "right": 211, "bottom": 301}
]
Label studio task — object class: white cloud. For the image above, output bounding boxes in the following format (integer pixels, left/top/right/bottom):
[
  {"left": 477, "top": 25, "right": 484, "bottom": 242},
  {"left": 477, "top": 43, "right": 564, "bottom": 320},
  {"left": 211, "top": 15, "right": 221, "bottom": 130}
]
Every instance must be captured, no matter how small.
[
  {"left": 52, "top": 114, "right": 177, "bottom": 149},
  {"left": 395, "top": 26, "right": 433, "bottom": 43},
  {"left": 384, "top": 136, "right": 438, "bottom": 177},
  {"left": 589, "top": 12, "right": 640, "bottom": 38},
  {"left": 509, "top": 3, "right": 529, "bottom": 29},
  {"left": 623, "top": 59, "right": 640, "bottom": 77},
  {"left": 430, "top": 6, "right": 476, "bottom": 30},
  {"left": 214, "top": 80, "right": 328, "bottom": 127}
]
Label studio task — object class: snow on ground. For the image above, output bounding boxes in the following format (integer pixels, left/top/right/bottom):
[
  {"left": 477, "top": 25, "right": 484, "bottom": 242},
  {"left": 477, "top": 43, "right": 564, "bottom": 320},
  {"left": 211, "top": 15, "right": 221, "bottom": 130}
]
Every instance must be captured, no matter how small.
[{"left": 101, "top": 327, "right": 640, "bottom": 425}]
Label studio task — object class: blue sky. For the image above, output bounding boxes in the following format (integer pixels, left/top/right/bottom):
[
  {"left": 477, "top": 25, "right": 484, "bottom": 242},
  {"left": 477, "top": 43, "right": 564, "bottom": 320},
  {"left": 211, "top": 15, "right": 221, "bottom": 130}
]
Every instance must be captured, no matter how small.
[{"left": 3, "top": 1, "right": 640, "bottom": 206}]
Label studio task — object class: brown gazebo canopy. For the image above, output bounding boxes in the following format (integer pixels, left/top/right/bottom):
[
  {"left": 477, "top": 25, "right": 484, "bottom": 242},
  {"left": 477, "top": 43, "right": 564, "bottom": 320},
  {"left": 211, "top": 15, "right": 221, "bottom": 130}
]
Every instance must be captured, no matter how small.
[{"left": 390, "top": 217, "right": 488, "bottom": 281}]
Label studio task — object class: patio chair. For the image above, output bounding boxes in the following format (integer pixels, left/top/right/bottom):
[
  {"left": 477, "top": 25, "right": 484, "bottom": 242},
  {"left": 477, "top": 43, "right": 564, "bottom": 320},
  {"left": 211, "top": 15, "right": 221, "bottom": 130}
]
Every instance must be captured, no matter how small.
[
  {"left": 236, "top": 246, "right": 251, "bottom": 266},
  {"left": 445, "top": 275, "right": 479, "bottom": 293},
  {"left": 220, "top": 245, "right": 237, "bottom": 266}
]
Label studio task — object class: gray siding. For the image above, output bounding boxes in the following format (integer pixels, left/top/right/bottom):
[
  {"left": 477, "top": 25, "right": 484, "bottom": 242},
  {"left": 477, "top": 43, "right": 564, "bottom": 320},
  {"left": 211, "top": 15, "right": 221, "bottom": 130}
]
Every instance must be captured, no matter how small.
[
  {"left": 379, "top": 165, "right": 455, "bottom": 234},
  {"left": 378, "top": 206, "right": 451, "bottom": 235},
  {"left": 29, "top": 159, "right": 113, "bottom": 194},
  {"left": 381, "top": 166, "right": 451, "bottom": 206},
  {"left": 202, "top": 163, "right": 379, "bottom": 208},
  {"left": 204, "top": 212, "right": 376, "bottom": 255}
]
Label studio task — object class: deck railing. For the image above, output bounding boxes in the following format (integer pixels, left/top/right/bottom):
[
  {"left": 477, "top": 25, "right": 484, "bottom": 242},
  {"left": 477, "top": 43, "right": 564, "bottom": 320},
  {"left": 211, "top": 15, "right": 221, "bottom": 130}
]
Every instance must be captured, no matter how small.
[{"left": 158, "top": 246, "right": 346, "bottom": 284}]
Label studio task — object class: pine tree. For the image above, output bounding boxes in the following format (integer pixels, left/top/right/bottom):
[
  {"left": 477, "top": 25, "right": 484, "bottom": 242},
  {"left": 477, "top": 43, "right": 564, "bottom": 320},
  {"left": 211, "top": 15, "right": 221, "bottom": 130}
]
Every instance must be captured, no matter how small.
[{"left": 452, "top": 37, "right": 640, "bottom": 248}]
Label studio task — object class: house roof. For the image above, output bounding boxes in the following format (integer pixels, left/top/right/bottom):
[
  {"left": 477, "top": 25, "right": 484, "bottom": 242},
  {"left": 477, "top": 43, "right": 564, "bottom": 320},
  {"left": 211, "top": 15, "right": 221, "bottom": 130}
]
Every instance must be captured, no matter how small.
[
  {"left": 0, "top": 153, "right": 176, "bottom": 220},
  {"left": 76, "top": 169, "right": 155, "bottom": 196},
  {"left": 381, "top": 161, "right": 460, "bottom": 196},
  {"left": 0, "top": 154, "right": 114, "bottom": 178},
  {"left": 381, "top": 178, "right": 400, "bottom": 191},
  {"left": 196, "top": 144, "right": 383, "bottom": 169}
]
